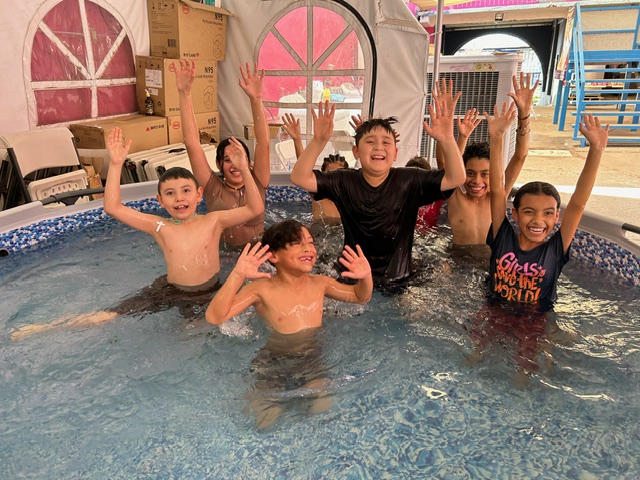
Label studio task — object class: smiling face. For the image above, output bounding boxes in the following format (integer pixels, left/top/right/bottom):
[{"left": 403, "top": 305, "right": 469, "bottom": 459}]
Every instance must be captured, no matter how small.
[
  {"left": 463, "top": 157, "right": 490, "bottom": 198},
  {"left": 220, "top": 144, "right": 244, "bottom": 187},
  {"left": 512, "top": 193, "right": 561, "bottom": 250},
  {"left": 270, "top": 226, "right": 317, "bottom": 274},
  {"left": 352, "top": 126, "right": 398, "bottom": 182},
  {"left": 156, "top": 177, "right": 202, "bottom": 220}
]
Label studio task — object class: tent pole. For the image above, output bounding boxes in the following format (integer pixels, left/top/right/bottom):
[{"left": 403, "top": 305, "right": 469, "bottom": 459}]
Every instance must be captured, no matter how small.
[{"left": 427, "top": 0, "right": 444, "bottom": 162}]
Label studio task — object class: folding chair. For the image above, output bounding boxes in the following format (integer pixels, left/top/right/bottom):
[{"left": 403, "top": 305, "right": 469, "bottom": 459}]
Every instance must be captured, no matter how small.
[{"left": 0, "top": 127, "right": 98, "bottom": 210}]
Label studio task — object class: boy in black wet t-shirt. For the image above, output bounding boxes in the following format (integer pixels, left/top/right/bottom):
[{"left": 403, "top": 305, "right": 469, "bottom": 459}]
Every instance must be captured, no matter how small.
[{"left": 290, "top": 82, "right": 465, "bottom": 283}]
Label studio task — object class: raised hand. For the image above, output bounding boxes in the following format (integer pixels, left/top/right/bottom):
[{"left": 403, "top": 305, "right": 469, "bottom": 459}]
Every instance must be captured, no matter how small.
[
  {"left": 239, "top": 61, "right": 264, "bottom": 100},
  {"left": 457, "top": 108, "right": 482, "bottom": 139},
  {"left": 349, "top": 114, "right": 364, "bottom": 132},
  {"left": 226, "top": 137, "right": 250, "bottom": 171},
  {"left": 174, "top": 59, "right": 196, "bottom": 93},
  {"left": 434, "top": 77, "right": 455, "bottom": 109},
  {"left": 339, "top": 245, "right": 371, "bottom": 280},
  {"left": 281, "top": 112, "right": 301, "bottom": 142},
  {"left": 106, "top": 127, "right": 132, "bottom": 166},
  {"left": 508, "top": 72, "right": 539, "bottom": 115},
  {"left": 232, "top": 242, "right": 272, "bottom": 279},
  {"left": 423, "top": 88, "right": 461, "bottom": 142},
  {"left": 311, "top": 100, "right": 336, "bottom": 143},
  {"left": 484, "top": 102, "right": 517, "bottom": 137},
  {"left": 579, "top": 114, "right": 609, "bottom": 151}
]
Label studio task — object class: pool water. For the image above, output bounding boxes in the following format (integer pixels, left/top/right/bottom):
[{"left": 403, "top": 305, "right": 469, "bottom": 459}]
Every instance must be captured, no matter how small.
[{"left": 1, "top": 203, "right": 639, "bottom": 479}]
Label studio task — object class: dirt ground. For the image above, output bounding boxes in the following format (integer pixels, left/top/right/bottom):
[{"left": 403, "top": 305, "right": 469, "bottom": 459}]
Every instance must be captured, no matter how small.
[{"left": 517, "top": 105, "right": 640, "bottom": 235}]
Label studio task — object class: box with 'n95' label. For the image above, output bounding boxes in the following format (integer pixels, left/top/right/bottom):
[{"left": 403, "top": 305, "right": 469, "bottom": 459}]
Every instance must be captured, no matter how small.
[
  {"left": 147, "top": 0, "right": 233, "bottom": 61},
  {"left": 166, "top": 111, "right": 220, "bottom": 144},
  {"left": 136, "top": 56, "right": 217, "bottom": 117}
]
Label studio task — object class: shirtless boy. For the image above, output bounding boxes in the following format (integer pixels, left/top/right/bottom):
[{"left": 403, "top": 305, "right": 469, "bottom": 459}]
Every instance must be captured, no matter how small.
[
  {"left": 11, "top": 127, "right": 263, "bottom": 340},
  {"left": 206, "top": 220, "right": 372, "bottom": 428},
  {"left": 206, "top": 220, "right": 372, "bottom": 332}
]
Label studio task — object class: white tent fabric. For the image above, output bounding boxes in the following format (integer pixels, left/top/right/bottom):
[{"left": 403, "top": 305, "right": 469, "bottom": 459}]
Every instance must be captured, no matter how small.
[{"left": 0, "top": 0, "right": 429, "bottom": 164}]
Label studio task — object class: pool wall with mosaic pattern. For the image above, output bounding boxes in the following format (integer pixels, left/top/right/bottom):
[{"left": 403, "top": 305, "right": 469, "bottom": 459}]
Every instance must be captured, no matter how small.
[{"left": 1, "top": 180, "right": 639, "bottom": 286}]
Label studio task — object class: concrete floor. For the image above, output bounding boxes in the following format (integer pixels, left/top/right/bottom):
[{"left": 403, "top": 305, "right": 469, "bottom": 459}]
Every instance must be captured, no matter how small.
[{"left": 517, "top": 105, "right": 640, "bottom": 239}]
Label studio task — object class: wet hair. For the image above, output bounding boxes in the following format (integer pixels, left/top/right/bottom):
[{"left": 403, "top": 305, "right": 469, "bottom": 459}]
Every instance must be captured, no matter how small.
[
  {"left": 261, "top": 219, "right": 311, "bottom": 254},
  {"left": 353, "top": 116, "right": 398, "bottom": 146},
  {"left": 321, "top": 153, "right": 348, "bottom": 171},
  {"left": 513, "top": 181, "right": 561, "bottom": 210},
  {"left": 157, "top": 167, "right": 199, "bottom": 194},
  {"left": 405, "top": 156, "right": 431, "bottom": 170},
  {"left": 462, "top": 141, "right": 490, "bottom": 165},
  {"left": 215, "top": 138, "right": 252, "bottom": 172}
]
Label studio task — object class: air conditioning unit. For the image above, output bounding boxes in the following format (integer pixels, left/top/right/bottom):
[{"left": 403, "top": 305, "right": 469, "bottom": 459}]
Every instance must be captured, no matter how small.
[{"left": 421, "top": 54, "right": 521, "bottom": 162}]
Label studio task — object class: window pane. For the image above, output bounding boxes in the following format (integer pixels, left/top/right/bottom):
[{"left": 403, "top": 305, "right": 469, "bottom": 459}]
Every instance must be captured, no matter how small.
[
  {"left": 318, "top": 30, "right": 361, "bottom": 71},
  {"left": 314, "top": 75, "right": 364, "bottom": 104},
  {"left": 35, "top": 88, "right": 92, "bottom": 125},
  {"left": 312, "top": 7, "right": 346, "bottom": 65},
  {"left": 259, "top": 31, "right": 302, "bottom": 71},
  {"left": 263, "top": 75, "right": 307, "bottom": 105},
  {"left": 274, "top": 8, "right": 307, "bottom": 64}
]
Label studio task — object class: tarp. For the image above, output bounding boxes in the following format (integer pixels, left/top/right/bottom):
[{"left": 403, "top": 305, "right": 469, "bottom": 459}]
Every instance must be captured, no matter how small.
[{"left": 0, "top": 0, "right": 429, "bottom": 164}]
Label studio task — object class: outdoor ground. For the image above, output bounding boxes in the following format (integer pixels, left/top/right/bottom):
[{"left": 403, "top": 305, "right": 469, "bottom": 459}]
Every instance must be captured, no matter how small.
[{"left": 518, "top": 105, "right": 640, "bottom": 242}]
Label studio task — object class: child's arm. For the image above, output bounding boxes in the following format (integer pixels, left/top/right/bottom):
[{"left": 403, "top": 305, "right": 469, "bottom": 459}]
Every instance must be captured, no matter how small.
[
  {"left": 560, "top": 115, "right": 609, "bottom": 252},
  {"left": 281, "top": 113, "right": 304, "bottom": 158},
  {"left": 435, "top": 108, "right": 481, "bottom": 170},
  {"left": 422, "top": 79, "right": 465, "bottom": 191},
  {"left": 504, "top": 73, "right": 539, "bottom": 193},
  {"left": 290, "top": 101, "right": 335, "bottom": 193},
  {"left": 325, "top": 245, "right": 373, "bottom": 304},
  {"left": 239, "top": 62, "right": 270, "bottom": 188},
  {"left": 485, "top": 102, "right": 517, "bottom": 238},
  {"left": 456, "top": 108, "right": 482, "bottom": 155},
  {"left": 175, "top": 59, "right": 213, "bottom": 188},
  {"left": 215, "top": 137, "right": 265, "bottom": 229},
  {"left": 103, "top": 128, "right": 164, "bottom": 234},
  {"left": 206, "top": 242, "right": 272, "bottom": 325}
]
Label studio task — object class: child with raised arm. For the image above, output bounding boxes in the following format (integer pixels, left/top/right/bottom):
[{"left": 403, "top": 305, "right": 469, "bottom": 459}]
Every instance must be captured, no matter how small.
[
  {"left": 487, "top": 107, "right": 609, "bottom": 311},
  {"left": 463, "top": 106, "right": 608, "bottom": 380},
  {"left": 290, "top": 81, "right": 465, "bottom": 283},
  {"left": 446, "top": 73, "right": 539, "bottom": 260},
  {"left": 176, "top": 59, "right": 270, "bottom": 246},
  {"left": 11, "top": 128, "right": 264, "bottom": 340},
  {"left": 206, "top": 220, "right": 372, "bottom": 332},
  {"left": 206, "top": 220, "right": 372, "bottom": 429}
]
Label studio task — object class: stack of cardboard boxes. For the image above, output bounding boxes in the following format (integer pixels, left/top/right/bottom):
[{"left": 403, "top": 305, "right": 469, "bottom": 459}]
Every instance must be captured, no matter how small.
[
  {"left": 69, "top": 0, "right": 230, "bottom": 157},
  {"left": 137, "top": 0, "right": 231, "bottom": 145}
]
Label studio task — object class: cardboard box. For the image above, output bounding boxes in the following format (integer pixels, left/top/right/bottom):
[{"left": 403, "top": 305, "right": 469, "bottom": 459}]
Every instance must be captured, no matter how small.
[
  {"left": 166, "top": 111, "right": 220, "bottom": 144},
  {"left": 136, "top": 56, "right": 217, "bottom": 116},
  {"left": 243, "top": 123, "right": 283, "bottom": 140},
  {"left": 147, "top": 0, "right": 233, "bottom": 61},
  {"left": 70, "top": 114, "right": 168, "bottom": 154},
  {"left": 79, "top": 157, "right": 104, "bottom": 199}
]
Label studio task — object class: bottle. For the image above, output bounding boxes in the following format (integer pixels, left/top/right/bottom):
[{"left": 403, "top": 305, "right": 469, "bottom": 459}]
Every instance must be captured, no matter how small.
[{"left": 144, "top": 90, "right": 154, "bottom": 116}]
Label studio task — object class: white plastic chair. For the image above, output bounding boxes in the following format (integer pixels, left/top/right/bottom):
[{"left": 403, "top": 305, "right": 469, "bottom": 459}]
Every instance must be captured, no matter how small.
[
  {"left": 274, "top": 139, "right": 297, "bottom": 171},
  {"left": 0, "top": 127, "right": 89, "bottom": 209}
]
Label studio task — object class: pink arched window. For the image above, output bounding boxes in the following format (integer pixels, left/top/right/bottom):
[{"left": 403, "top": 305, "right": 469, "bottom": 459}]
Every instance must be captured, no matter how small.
[
  {"left": 27, "top": 0, "right": 136, "bottom": 127},
  {"left": 256, "top": 3, "right": 371, "bottom": 135}
]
